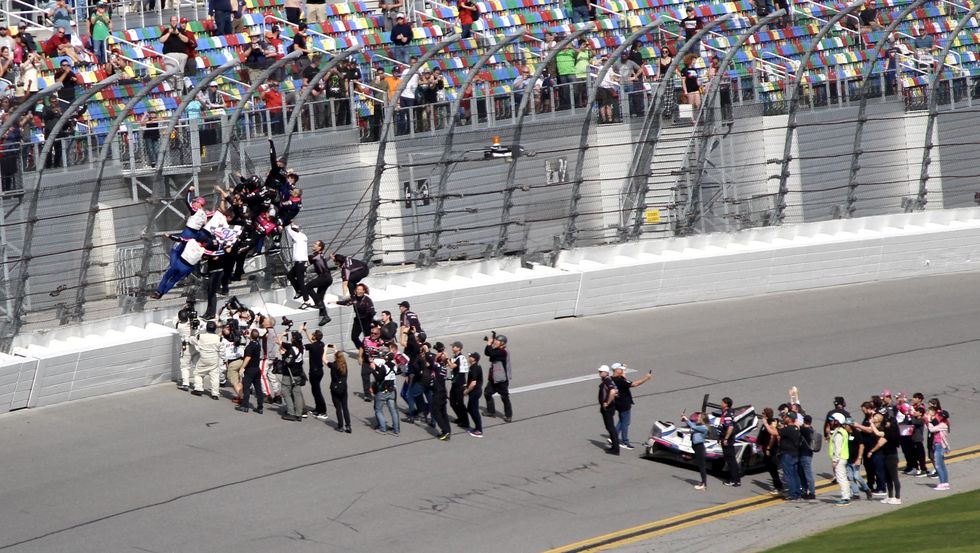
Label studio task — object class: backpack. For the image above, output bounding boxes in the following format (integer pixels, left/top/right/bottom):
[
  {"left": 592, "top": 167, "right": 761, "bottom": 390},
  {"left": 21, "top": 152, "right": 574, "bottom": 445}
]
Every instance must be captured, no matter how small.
[{"left": 808, "top": 431, "right": 823, "bottom": 453}]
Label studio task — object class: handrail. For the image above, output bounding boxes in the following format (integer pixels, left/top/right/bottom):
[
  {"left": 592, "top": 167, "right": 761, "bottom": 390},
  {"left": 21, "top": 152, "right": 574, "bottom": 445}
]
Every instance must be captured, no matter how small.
[
  {"left": 659, "top": 25, "right": 729, "bottom": 58},
  {"left": 354, "top": 80, "right": 389, "bottom": 96},
  {"left": 372, "top": 51, "right": 410, "bottom": 67},
  {"left": 938, "top": 0, "right": 971, "bottom": 13},
  {"left": 2, "top": 2, "right": 51, "bottom": 32},
  {"left": 760, "top": 49, "right": 799, "bottom": 68},
  {"left": 263, "top": 14, "right": 335, "bottom": 58},
  {"left": 415, "top": 6, "right": 542, "bottom": 55},
  {"left": 423, "top": 0, "right": 543, "bottom": 43},
  {"left": 112, "top": 33, "right": 180, "bottom": 73},
  {"left": 659, "top": 13, "right": 731, "bottom": 45},
  {"left": 796, "top": 0, "right": 861, "bottom": 35},
  {"left": 754, "top": 57, "right": 791, "bottom": 78}
]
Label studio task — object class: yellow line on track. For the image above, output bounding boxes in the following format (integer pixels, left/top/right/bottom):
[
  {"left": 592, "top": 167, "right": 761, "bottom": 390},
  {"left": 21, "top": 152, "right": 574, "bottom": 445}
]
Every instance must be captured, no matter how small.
[{"left": 545, "top": 444, "right": 980, "bottom": 553}]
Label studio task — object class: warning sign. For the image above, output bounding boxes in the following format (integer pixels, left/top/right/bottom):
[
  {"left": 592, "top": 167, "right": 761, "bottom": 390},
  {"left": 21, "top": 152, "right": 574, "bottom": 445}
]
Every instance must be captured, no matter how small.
[{"left": 645, "top": 209, "right": 661, "bottom": 224}]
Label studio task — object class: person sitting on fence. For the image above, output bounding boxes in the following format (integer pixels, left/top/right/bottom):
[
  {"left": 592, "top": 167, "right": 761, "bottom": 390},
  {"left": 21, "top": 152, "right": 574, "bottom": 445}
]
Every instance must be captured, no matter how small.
[
  {"left": 150, "top": 238, "right": 223, "bottom": 299},
  {"left": 172, "top": 186, "right": 216, "bottom": 242}
]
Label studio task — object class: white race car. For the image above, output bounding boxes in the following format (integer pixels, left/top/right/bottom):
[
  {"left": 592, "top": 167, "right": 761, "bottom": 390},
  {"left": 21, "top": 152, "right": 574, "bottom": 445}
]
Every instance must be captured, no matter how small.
[{"left": 643, "top": 394, "right": 765, "bottom": 473}]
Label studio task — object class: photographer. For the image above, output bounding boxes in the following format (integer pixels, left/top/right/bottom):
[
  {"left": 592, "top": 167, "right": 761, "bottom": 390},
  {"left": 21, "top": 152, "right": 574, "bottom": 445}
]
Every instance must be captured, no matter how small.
[
  {"left": 483, "top": 332, "right": 513, "bottom": 422},
  {"left": 222, "top": 322, "right": 245, "bottom": 403},
  {"left": 358, "top": 323, "right": 385, "bottom": 402},
  {"left": 328, "top": 348, "right": 352, "bottom": 433},
  {"left": 301, "top": 323, "right": 328, "bottom": 420},
  {"left": 371, "top": 356, "right": 400, "bottom": 436},
  {"left": 176, "top": 301, "right": 199, "bottom": 391},
  {"left": 277, "top": 330, "right": 306, "bottom": 422},
  {"left": 236, "top": 329, "right": 264, "bottom": 414},
  {"left": 189, "top": 321, "right": 223, "bottom": 400}
]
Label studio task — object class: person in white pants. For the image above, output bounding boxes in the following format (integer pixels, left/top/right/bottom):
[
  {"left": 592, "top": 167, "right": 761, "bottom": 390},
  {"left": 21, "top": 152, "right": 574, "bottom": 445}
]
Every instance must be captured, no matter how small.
[
  {"left": 176, "top": 311, "right": 197, "bottom": 391},
  {"left": 190, "top": 321, "right": 224, "bottom": 399},
  {"left": 828, "top": 413, "right": 852, "bottom": 506}
]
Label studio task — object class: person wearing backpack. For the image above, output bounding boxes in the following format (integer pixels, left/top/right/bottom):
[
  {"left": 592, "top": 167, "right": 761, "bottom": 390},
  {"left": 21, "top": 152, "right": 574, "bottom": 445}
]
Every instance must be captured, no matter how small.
[{"left": 798, "top": 414, "right": 818, "bottom": 500}]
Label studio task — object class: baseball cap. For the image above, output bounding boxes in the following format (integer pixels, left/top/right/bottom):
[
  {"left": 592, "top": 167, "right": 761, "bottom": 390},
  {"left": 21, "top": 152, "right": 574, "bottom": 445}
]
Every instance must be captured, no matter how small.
[
  {"left": 468, "top": 352, "right": 480, "bottom": 362},
  {"left": 373, "top": 358, "right": 386, "bottom": 367},
  {"left": 828, "top": 413, "right": 846, "bottom": 425},
  {"left": 496, "top": 334, "right": 507, "bottom": 344},
  {"left": 396, "top": 11, "right": 406, "bottom": 18},
  {"left": 597, "top": 364, "right": 610, "bottom": 374},
  {"left": 882, "top": 389, "right": 892, "bottom": 397},
  {"left": 451, "top": 341, "right": 463, "bottom": 349},
  {"left": 610, "top": 362, "right": 624, "bottom": 371},
  {"left": 209, "top": 81, "right": 218, "bottom": 87},
  {"left": 397, "top": 300, "right": 410, "bottom": 308}
]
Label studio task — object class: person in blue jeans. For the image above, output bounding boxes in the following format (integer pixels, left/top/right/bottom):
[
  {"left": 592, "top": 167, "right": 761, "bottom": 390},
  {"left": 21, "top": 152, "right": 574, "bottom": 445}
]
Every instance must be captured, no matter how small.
[
  {"left": 371, "top": 358, "right": 400, "bottom": 435},
  {"left": 778, "top": 412, "right": 803, "bottom": 500},
  {"left": 570, "top": 0, "right": 591, "bottom": 23},
  {"left": 798, "top": 415, "right": 817, "bottom": 499},
  {"left": 611, "top": 364, "right": 653, "bottom": 450},
  {"left": 682, "top": 411, "right": 709, "bottom": 490},
  {"left": 151, "top": 241, "right": 202, "bottom": 299},
  {"left": 845, "top": 419, "right": 874, "bottom": 499}
]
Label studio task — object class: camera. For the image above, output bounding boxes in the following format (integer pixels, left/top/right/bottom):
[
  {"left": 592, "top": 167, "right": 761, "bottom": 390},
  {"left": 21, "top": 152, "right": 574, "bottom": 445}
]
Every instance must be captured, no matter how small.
[
  {"left": 281, "top": 316, "right": 294, "bottom": 330},
  {"left": 178, "top": 301, "right": 200, "bottom": 331}
]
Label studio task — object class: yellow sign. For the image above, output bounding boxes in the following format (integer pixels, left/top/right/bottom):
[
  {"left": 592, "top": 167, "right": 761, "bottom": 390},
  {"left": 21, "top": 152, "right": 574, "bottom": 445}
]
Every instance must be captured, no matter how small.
[{"left": 645, "top": 209, "right": 661, "bottom": 224}]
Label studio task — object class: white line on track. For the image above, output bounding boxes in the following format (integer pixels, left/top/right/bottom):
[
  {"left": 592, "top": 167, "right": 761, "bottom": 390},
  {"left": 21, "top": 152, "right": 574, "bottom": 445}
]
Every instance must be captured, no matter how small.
[{"left": 510, "top": 369, "right": 637, "bottom": 394}]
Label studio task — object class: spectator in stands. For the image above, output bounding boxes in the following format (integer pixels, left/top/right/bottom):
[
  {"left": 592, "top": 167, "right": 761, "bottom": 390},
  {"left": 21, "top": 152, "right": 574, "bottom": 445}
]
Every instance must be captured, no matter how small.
[
  {"left": 54, "top": 59, "right": 79, "bottom": 104},
  {"left": 390, "top": 12, "right": 413, "bottom": 65},
  {"left": 209, "top": 0, "right": 235, "bottom": 35},
  {"left": 325, "top": 65, "right": 349, "bottom": 126},
  {"left": 398, "top": 66, "right": 418, "bottom": 134},
  {"left": 107, "top": 49, "right": 139, "bottom": 84},
  {"left": 574, "top": 41, "right": 591, "bottom": 107},
  {"left": 42, "top": 100, "right": 67, "bottom": 168},
  {"left": 44, "top": 27, "right": 79, "bottom": 64},
  {"left": 161, "top": 16, "right": 191, "bottom": 75},
  {"left": 15, "top": 23, "right": 35, "bottom": 54},
  {"left": 512, "top": 65, "right": 541, "bottom": 113},
  {"left": 244, "top": 28, "right": 275, "bottom": 71},
  {"left": 594, "top": 57, "right": 619, "bottom": 123},
  {"left": 48, "top": 0, "right": 74, "bottom": 40},
  {"left": 0, "top": 48, "right": 12, "bottom": 96},
  {"left": 379, "top": 0, "right": 403, "bottom": 31},
  {"left": 616, "top": 51, "right": 644, "bottom": 117},
  {"left": 570, "top": 0, "right": 590, "bottom": 24},
  {"left": 0, "top": 27, "right": 13, "bottom": 53},
  {"left": 656, "top": 46, "right": 672, "bottom": 81},
  {"left": 88, "top": 3, "right": 112, "bottom": 64},
  {"left": 859, "top": 0, "right": 882, "bottom": 33},
  {"left": 460, "top": 75, "right": 487, "bottom": 123},
  {"left": 284, "top": 0, "right": 302, "bottom": 25},
  {"left": 681, "top": 5, "right": 703, "bottom": 54},
  {"left": 231, "top": 0, "right": 245, "bottom": 34},
  {"left": 18, "top": 52, "right": 41, "bottom": 98},
  {"left": 0, "top": 122, "right": 20, "bottom": 192},
  {"left": 457, "top": 0, "right": 479, "bottom": 38},
  {"left": 555, "top": 42, "right": 577, "bottom": 110},
  {"left": 290, "top": 23, "right": 312, "bottom": 72},
  {"left": 261, "top": 81, "right": 285, "bottom": 134},
  {"left": 142, "top": 112, "right": 160, "bottom": 165},
  {"left": 307, "top": 0, "right": 327, "bottom": 24},
  {"left": 681, "top": 53, "right": 702, "bottom": 114}
]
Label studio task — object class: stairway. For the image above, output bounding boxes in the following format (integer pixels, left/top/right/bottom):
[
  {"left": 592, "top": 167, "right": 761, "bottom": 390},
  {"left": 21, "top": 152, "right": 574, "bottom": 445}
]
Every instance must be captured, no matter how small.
[{"left": 641, "top": 124, "right": 697, "bottom": 237}]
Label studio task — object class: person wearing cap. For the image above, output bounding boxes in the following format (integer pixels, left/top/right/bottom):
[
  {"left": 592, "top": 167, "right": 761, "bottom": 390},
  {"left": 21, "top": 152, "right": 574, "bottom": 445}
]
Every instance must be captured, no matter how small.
[
  {"left": 390, "top": 12, "right": 413, "bottom": 65},
  {"left": 597, "top": 365, "right": 619, "bottom": 455},
  {"left": 463, "top": 352, "right": 484, "bottom": 437},
  {"left": 483, "top": 331, "right": 513, "bottom": 422},
  {"left": 447, "top": 341, "right": 470, "bottom": 429},
  {"left": 15, "top": 23, "right": 35, "bottom": 53},
  {"left": 880, "top": 389, "right": 897, "bottom": 418},
  {"left": 332, "top": 253, "right": 370, "bottom": 298},
  {"left": 823, "top": 396, "right": 850, "bottom": 440},
  {"left": 827, "top": 413, "right": 851, "bottom": 505},
  {"left": 610, "top": 363, "right": 652, "bottom": 450},
  {"left": 371, "top": 355, "right": 400, "bottom": 435},
  {"left": 244, "top": 28, "right": 275, "bottom": 69},
  {"left": 0, "top": 26, "right": 12, "bottom": 54}
]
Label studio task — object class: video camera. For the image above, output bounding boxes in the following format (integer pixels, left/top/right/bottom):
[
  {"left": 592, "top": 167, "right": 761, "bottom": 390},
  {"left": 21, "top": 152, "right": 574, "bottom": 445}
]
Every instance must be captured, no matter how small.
[{"left": 178, "top": 300, "right": 200, "bottom": 332}]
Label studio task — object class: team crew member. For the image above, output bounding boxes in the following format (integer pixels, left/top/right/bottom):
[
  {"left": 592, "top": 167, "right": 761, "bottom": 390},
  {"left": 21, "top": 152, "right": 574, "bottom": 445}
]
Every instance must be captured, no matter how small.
[
  {"left": 285, "top": 224, "right": 309, "bottom": 304},
  {"left": 236, "top": 329, "right": 265, "bottom": 413},
  {"left": 483, "top": 332, "right": 513, "bottom": 422},
  {"left": 828, "top": 413, "right": 851, "bottom": 505},
  {"left": 611, "top": 363, "right": 652, "bottom": 450},
  {"left": 719, "top": 397, "right": 741, "bottom": 487},
  {"left": 359, "top": 323, "right": 385, "bottom": 402},
  {"left": 332, "top": 253, "right": 369, "bottom": 298},
  {"left": 758, "top": 408, "right": 783, "bottom": 494},
  {"left": 302, "top": 324, "right": 327, "bottom": 420},
  {"left": 190, "top": 320, "right": 223, "bottom": 399},
  {"left": 279, "top": 331, "right": 306, "bottom": 421},
  {"left": 598, "top": 365, "right": 619, "bottom": 455},
  {"left": 372, "top": 357, "right": 400, "bottom": 435},
  {"left": 430, "top": 346, "right": 452, "bottom": 440},
  {"left": 222, "top": 324, "right": 245, "bottom": 403},
  {"left": 464, "top": 352, "right": 483, "bottom": 437},
  {"left": 328, "top": 348, "right": 352, "bottom": 433},
  {"left": 681, "top": 411, "right": 709, "bottom": 489},
  {"left": 379, "top": 310, "right": 398, "bottom": 342},
  {"left": 778, "top": 412, "right": 802, "bottom": 501},
  {"left": 176, "top": 306, "right": 197, "bottom": 391},
  {"left": 448, "top": 341, "right": 470, "bottom": 428},
  {"left": 337, "top": 283, "right": 375, "bottom": 350},
  {"left": 304, "top": 239, "right": 333, "bottom": 326}
]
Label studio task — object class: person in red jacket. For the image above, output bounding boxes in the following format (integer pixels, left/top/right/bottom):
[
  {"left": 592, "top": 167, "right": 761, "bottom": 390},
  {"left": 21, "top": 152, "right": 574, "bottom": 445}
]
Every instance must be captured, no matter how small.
[
  {"left": 457, "top": 0, "right": 479, "bottom": 39},
  {"left": 260, "top": 81, "right": 284, "bottom": 134}
]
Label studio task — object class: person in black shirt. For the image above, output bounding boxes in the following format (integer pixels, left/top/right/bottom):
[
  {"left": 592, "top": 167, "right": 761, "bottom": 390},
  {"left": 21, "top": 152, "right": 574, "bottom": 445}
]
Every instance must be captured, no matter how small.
[
  {"left": 845, "top": 418, "right": 873, "bottom": 500},
  {"left": 798, "top": 414, "right": 816, "bottom": 499},
  {"left": 464, "top": 352, "right": 483, "bottom": 437},
  {"left": 236, "top": 330, "right": 264, "bottom": 413},
  {"left": 597, "top": 365, "right": 619, "bottom": 455},
  {"left": 777, "top": 413, "right": 802, "bottom": 499},
  {"left": 328, "top": 348, "right": 352, "bottom": 432},
  {"left": 390, "top": 13, "right": 412, "bottom": 64},
  {"left": 871, "top": 413, "right": 902, "bottom": 504},
  {"left": 378, "top": 310, "right": 398, "bottom": 343},
  {"left": 447, "top": 341, "right": 470, "bottom": 429},
  {"left": 54, "top": 60, "right": 78, "bottom": 104},
  {"left": 758, "top": 407, "right": 783, "bottom": 493},
  {"left": 859, "top": 0, "right": 882, "bottom": 32},
  {"left": 611, "top": 364, "right": 652, "bottom": 450},
  {"left": 483, "top": 332, "right": 512, "bottom": 422},
  {"left": 824, "top": 396, "right": 850, "bottom": 439},
  {"left": 332, "top": 253, "right": 370, "bottom": 298},
  {"left": 302, "top": 324, "right": 327, "bottom": 420},
  {"left": 336, "top": 283, "right": 375, "bottom": 350},
  {"left": 304, "top": 240, "right": 333, "bottom": 326},
  {"left": 291, "top": 23, "right": 311, "bottom": 72},
  {"left": 719, "top": 396, "right": 741, "bottom": 487},
  {"left": 431, "top": 347, "right": 452, "bottom": 440},
  {"left": 681, "top": 6, "right": 702, "bottom": 49}
]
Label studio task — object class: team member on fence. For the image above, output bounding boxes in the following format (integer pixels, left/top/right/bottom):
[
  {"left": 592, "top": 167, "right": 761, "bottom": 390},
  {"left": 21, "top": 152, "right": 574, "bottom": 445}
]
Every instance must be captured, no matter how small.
[{"left": 332, "top": 253, "right": 370, "bottom": 298}]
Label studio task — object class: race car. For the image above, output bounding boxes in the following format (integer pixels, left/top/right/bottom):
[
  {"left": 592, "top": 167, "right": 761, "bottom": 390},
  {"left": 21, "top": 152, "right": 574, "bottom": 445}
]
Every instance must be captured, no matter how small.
[{"left": 642, "top": 394, "right": 765, "bottom": 473}]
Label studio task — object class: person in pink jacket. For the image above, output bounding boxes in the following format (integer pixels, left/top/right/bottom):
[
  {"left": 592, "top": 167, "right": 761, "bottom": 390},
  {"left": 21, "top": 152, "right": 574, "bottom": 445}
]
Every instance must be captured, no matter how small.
[{"left": 926, "top": 407, "right": 951, "bottom": 490}]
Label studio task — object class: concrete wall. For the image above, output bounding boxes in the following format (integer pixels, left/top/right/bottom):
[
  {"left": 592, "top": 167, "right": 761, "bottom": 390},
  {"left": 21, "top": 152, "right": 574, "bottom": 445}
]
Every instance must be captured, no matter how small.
[{"left": 7, "top": 206, "right": 980, "bottom": 414}]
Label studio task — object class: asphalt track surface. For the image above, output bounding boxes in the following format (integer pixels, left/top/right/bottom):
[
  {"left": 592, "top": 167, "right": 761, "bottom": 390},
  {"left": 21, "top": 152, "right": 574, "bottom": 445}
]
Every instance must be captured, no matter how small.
[{"left": 3, "top": 272, "right": 980, "bottom": 553}]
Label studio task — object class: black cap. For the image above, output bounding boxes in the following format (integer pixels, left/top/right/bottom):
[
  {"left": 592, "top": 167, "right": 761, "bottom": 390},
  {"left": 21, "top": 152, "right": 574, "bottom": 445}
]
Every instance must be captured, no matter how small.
[
  {"left": 468, "top": 352, "right": 480, "bottom": 362},
  {"left": 434, "top": 341, "right": 445, "bottom": 352},
  {"left": 298, "top": 22, "right": 307, "bottom": 31},
  {"left": 451, "top": 341, "right": 463, "bottom": 349},
  {"left": 398, "top": 301, "right": 410, "bottom": 308}
]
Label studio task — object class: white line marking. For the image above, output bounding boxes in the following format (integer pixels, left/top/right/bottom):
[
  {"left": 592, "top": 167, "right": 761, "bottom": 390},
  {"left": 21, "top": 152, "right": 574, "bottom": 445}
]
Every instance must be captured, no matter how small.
[{"left": 510, "top": 369, "right": 637, "bottom": 394}]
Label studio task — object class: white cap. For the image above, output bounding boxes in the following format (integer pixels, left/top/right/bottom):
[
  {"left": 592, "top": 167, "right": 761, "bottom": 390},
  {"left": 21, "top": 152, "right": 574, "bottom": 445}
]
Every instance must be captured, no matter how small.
[
  {"left": 610, "top": 362, "right": 624, "bottom": 371},
  {"left": 373, "top": 358, "right": 386, "bottom": 367},
  {"left": 597, "top": 364, "right": 610, "bottom": 374}
]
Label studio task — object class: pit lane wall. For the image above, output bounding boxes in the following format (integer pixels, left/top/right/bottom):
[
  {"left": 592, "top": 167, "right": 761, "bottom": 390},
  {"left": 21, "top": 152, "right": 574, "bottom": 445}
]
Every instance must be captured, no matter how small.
[{"left": 5, "top": 206, "right": 980, "bottom": 413}]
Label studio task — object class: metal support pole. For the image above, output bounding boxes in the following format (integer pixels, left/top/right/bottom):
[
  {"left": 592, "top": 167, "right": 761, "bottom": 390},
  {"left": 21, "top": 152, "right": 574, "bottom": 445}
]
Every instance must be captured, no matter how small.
[
  {"left": 0, "top": 84, "right": 63, "bottom": 149},
  {"left": 493, "top": 28, "right": 589, "bottom": 259},
  {"left": 281, "top": 44, "right": 363, "bottom": 160},
  {"left": 845, "top": 0, "right": 925, "bottom": 217},
  {"left": 71, "top": 69, "right": 178, "bottom": 320},
  {"left": 622, "top": 14, "right": 734, "bottom": 242},
  {"left": 362, "top": 35, "right": 461, "bottom": 264},
  {"left": 420, "top": 32, "right": 524, "bottom": 267},
  {"left": 558, "top": 20, "right": 663, "bottom": 255},
  {"left": 916, "top": 3, "right": 980, "bottom": 210},
  {"left": 775, "top": 0, "right": 866, "bottom": 224},
  {"left": 682, "top": 10, "right": 786, "bottom": 234}
]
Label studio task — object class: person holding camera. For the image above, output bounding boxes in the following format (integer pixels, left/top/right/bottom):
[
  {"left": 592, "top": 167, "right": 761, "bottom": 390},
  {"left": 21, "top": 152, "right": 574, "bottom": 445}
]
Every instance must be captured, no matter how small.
[
  {"left": 681, "top": 411, "right": 709, "bottom": 489},
  {"left": 237, "top": 329, "right": 264, "bottom": 414},
  {"left": 176, "top": 302, "right": 199, "bottom": 391},
  {"left": 483, "top": 332, "right": 513, "bottom": 422},
  {"left": 611, "top": 363, "right": 653, "bottom": 450},
  {"left": 328, "top": 348, "right": 352, "bottom": 432},
  {"left": 372, "top": 356, "right": 401, "bottom": 436},
  {"left": 160, "top": 16, "right": 190, "bottom": 75},
  {"left": 278, "top": 331, "right": 306, "bottom": 421},
  {"left": 463, "top": 352, "right": 484, "bottom": 437},
  {"left": 221, "top": 322, "right": 245, "bottom": 403},
  {"left": 190, "top": 321, "right": 223, "bottom": 400},
  {"left": 301, "top": 324, "right": 328, "bottom": 420}
]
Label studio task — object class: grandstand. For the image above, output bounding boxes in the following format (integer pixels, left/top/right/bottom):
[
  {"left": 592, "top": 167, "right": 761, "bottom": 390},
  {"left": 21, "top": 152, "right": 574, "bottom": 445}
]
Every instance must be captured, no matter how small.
[{"left": 0, "top": 0, "right": 978, "bottom": 353}]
